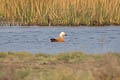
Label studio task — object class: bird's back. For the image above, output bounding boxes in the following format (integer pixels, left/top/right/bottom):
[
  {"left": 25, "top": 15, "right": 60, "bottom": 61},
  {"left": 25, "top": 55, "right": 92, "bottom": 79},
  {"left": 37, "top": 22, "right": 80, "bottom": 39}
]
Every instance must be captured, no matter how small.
[{"left": 50, "top": 38, "right": 58, "bottom": 42}]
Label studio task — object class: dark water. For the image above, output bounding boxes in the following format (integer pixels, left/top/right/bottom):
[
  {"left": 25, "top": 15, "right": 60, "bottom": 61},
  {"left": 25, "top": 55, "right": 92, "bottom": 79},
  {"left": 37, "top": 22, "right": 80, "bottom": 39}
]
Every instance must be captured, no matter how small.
[{"left": 0, "top": 26, "right": 120, "bottom": 54}]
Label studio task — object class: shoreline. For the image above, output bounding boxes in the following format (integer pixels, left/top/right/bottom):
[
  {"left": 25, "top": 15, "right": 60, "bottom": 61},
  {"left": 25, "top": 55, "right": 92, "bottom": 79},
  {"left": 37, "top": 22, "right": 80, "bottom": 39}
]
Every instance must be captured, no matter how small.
[{"left": 0, "top": 21, "right": 120, "bottom": 27}]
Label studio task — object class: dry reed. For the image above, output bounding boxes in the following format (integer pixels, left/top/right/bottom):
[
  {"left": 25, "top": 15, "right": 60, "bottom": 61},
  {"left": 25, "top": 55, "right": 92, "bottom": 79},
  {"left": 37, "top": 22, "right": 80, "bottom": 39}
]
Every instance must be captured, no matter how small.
[{"left": 0, "top": 0, "right": 120, "bottom": 26}]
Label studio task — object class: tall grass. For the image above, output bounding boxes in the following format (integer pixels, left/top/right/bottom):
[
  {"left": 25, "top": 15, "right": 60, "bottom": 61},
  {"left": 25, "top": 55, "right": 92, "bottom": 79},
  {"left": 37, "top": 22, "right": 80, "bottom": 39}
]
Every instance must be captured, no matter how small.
[{"left": 0, "top": 0, "right": 120, "bottom": 26}]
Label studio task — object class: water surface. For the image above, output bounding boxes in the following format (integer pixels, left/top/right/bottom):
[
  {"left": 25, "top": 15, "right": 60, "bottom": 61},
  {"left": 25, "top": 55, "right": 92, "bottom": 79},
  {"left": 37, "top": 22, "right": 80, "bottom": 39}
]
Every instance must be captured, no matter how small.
[{"left": 0, "top": 26, "right": 120, "bottom": 54}]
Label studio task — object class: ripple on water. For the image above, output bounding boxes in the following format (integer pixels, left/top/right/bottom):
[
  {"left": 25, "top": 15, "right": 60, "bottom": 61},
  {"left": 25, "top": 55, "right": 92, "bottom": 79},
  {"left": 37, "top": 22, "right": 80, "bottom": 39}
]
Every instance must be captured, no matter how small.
[{"left": 0, "top": 26, "right": 120, "bottom": 54}]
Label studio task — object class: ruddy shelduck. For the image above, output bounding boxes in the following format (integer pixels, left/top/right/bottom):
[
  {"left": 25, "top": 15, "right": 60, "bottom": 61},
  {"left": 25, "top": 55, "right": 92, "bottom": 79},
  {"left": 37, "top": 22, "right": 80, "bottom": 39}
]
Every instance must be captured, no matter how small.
[{"left": 50, "top": 32, "right": 67, "bottom": 42}]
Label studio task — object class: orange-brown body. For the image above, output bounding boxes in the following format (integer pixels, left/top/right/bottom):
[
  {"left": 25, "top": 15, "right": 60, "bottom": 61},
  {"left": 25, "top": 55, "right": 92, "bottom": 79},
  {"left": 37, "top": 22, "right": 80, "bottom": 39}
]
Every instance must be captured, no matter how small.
[
  {"left": 50, "top": 37, "right": 64, "bottom": 42},
  {"left": 50, "top": 32, "right": 67, "bottom": 42}
]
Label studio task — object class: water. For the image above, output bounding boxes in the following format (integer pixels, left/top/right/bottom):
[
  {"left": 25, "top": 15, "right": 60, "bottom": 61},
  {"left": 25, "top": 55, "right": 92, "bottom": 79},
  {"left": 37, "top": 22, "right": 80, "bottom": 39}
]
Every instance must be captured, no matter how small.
[{"left": 0, "top": 26, "right": 120, "bottom": 54}]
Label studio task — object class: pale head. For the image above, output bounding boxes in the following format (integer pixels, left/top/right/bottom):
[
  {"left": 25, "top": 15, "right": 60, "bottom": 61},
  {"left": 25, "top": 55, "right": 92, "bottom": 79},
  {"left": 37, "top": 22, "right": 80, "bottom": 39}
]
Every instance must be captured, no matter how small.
[{"left": 59, "top": 32, "right": 66, "bottom": 38}]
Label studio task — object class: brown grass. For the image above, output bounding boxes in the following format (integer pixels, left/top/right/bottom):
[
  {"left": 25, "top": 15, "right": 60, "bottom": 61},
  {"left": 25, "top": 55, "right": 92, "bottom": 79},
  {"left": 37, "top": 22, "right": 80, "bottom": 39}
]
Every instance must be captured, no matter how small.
[
  {"left": 0, "top": 0, "right": 120, "bottom": 26},
  {"left": 0, "top": 52, "right": 120, "bottom": 80}
]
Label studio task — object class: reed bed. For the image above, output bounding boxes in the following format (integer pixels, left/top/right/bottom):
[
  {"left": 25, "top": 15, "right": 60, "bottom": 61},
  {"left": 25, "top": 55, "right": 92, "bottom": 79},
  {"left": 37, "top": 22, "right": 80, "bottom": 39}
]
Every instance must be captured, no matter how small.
[{"left": 0, "top": 0, "right": 120, "bottom": 26}]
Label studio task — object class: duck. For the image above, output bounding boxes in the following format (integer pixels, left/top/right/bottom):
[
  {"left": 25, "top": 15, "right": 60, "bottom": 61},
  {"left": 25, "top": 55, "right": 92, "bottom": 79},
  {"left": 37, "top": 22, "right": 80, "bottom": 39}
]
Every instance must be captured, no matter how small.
[{"left": 50, "top": 32, "right": 67, "bottom": 42}]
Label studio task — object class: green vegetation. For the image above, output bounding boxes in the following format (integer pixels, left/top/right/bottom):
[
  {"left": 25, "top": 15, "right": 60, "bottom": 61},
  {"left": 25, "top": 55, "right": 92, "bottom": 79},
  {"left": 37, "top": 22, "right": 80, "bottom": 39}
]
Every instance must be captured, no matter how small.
[
  {"left": 0, "top": 0, "right": 120, "bottom": 26},
  {"left": 0, "top": 51, "right": 120, "bottom": 80}
]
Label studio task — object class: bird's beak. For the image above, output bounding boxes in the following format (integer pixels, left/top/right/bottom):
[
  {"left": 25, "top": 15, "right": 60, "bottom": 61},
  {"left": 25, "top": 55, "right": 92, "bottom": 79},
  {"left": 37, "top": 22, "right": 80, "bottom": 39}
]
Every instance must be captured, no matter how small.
[{"left": 65, "top": 34, "right": 68, "bottom": 36}]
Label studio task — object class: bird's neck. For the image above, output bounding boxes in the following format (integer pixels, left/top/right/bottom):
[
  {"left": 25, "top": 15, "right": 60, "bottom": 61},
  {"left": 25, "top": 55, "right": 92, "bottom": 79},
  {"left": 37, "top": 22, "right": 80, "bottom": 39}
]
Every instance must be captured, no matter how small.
[{"left": 59, "top": 35, "right": 64, "bottom": 39}]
